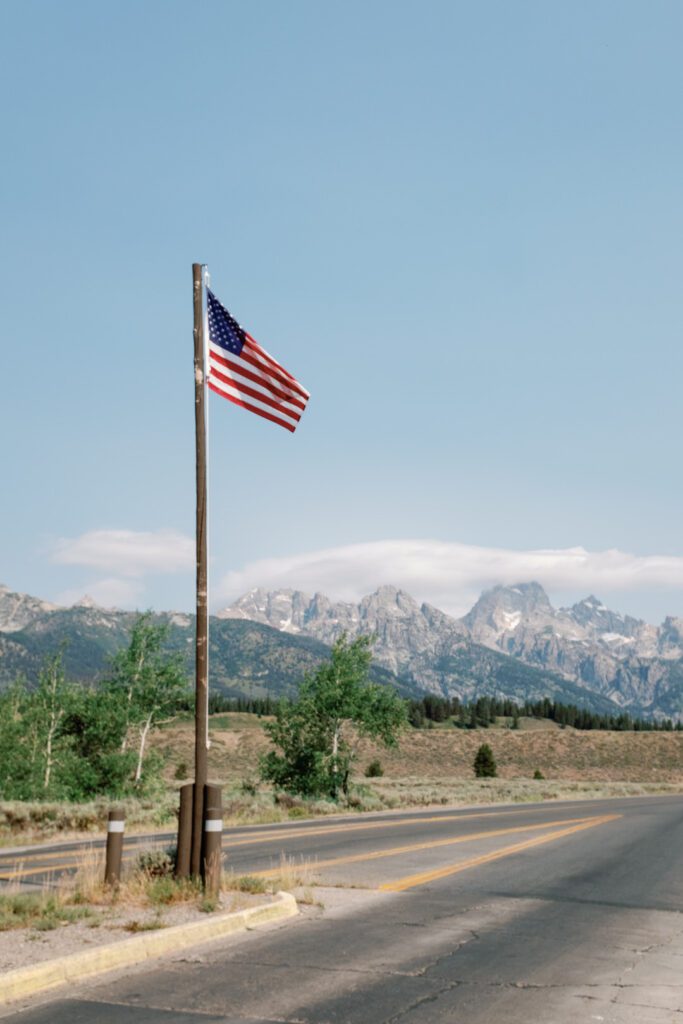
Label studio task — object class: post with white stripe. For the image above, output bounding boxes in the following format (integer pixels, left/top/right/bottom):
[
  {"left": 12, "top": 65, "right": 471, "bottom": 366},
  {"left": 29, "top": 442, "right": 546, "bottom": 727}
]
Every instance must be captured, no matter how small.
[
  {"left": 104, "top": 808, "right": 125, "bottom": 886},
  {"left": 202, "top": 783, "right": 223, "bottom": 895}
]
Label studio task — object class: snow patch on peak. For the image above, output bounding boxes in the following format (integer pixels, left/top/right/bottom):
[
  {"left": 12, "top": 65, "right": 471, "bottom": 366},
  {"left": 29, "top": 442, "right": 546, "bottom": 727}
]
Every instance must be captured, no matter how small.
[{"left": 601, "top": 632, "right": 634, "bottom": 646}]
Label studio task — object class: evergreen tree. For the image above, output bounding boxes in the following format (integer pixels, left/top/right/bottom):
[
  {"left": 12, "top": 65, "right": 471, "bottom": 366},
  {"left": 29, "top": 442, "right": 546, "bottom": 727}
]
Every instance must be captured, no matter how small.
[{"left": 473, "top": 743, "right": 497, "bottom": 778}]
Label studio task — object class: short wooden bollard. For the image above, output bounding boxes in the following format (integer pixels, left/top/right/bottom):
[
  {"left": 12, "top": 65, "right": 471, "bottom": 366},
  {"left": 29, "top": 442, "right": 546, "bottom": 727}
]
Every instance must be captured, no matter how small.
[
  {"left": 104, "top": 808, "right": 125, "bottom": 885},
  {"left": 202, "top": 783, "right": 223, "bottom": 894},
  {"left": 174, "top": 783, "right": 194, "bottom": 879}
]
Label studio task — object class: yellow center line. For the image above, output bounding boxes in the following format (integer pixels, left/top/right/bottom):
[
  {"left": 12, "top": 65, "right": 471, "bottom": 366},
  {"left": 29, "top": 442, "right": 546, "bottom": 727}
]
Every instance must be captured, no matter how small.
[
  {"left": 252, "top": 815, "right": 609, "bottom": 879},
  {"left": 0, "top": 842, "right": 170, "bottom": 871},
  {"left": 222, "top": 806, "right": 567, "bottom": 849},
  {"left": 0, "top": 847, "right": 158, "bottom": 881},
  {"left": 379, "top": 814, "right": 621, "bottom": 892},
  {"left": 0, "top": 805, "right": 570, "bottom": 869}
]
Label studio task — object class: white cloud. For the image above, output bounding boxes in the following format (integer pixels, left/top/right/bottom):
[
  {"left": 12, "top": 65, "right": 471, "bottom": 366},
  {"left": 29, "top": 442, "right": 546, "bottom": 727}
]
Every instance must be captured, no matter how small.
[
  {"left": 216, "top": 539, "right": 683, "bottom": 618},
  {"left": 52, "top": 529, "right": 194, "bottom": 577},
  {"left": 55, "top": 577, "right": 144, "bottom": 609}
]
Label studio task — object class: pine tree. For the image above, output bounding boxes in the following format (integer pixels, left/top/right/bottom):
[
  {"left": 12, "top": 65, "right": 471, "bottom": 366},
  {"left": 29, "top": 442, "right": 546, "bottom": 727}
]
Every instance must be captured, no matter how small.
[{"left": 473, "top": 743, "right": 497, "bottom": 778}]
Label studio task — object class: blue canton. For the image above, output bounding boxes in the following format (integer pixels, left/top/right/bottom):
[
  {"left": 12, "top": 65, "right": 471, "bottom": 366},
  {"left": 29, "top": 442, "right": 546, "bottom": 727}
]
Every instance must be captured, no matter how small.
[{"left": 207, "top": 289, "right": 246, "bottom": 355}]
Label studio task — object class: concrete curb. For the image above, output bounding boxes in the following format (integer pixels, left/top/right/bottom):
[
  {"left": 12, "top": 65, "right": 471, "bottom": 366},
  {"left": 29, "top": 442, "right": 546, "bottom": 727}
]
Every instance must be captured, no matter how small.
[{"left": 0, "top": 891, "right": 298, "bottom": 1006}]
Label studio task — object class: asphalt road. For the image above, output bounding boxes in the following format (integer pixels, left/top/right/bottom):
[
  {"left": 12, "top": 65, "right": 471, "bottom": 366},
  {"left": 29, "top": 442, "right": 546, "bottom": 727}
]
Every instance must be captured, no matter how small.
[
  {"left": 3, "top": 795, "right": 683, "bottom": 1022},
  {"left": 0, "top": 798, "right": 648, "bottom": 889}
]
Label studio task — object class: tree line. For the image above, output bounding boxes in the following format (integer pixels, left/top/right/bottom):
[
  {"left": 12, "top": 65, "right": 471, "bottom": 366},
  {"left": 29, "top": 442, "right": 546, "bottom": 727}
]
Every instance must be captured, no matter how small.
[
  {"left": 208, "top": 694, "right": 278, "bottom": 716},
  {"left": 407, "top": 694, "right": 682, "bottom": 732}
]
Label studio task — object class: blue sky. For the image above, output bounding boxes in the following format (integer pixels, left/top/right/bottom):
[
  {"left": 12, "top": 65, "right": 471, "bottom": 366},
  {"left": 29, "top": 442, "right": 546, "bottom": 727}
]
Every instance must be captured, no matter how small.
[{"left": 1, "top": 0, "right": 682, "bottom": 622}]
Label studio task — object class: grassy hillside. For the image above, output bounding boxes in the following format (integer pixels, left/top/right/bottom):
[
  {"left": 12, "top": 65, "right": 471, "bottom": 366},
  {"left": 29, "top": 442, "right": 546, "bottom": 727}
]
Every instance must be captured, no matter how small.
[{"left": 155, "top": 713, "right": 683, "bottom": 789}]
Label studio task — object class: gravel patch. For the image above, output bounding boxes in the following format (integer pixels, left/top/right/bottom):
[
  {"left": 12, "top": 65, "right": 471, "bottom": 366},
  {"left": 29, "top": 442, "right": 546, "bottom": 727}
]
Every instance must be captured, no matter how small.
[{"left": 0, "top": 891, "right": 273, "bottom": 974}]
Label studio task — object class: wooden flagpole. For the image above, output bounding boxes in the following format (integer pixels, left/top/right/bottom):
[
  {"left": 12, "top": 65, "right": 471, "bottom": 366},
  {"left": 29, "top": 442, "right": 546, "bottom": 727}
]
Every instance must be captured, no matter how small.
[{"left": 191, "top": 262, "right": 209, "bottom": 877}]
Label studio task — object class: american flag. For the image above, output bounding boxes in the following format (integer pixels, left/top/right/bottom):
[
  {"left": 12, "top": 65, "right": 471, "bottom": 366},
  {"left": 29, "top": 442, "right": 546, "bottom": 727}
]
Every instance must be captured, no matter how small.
[{"left": 206, "top": 288, "right": 310, "bottom": 433}]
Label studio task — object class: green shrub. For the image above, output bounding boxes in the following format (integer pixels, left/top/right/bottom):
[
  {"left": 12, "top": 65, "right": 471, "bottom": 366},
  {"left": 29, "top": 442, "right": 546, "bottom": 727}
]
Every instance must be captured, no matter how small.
[
  {"left": 0, "top": 893, "right": 96, "bottom": 932},
  {"left": 146, "top": 877, "right": 180, "bottom": 906},
  {"left": 136, "top": 848, "right": 175, "bottom": 878},
  {"left": 288, "top": 806, "right": 308, "bottom": 818},
  {"left": 533, "top": 769, "right": 545, "bottom": 780},
  {"left": 364, "top": 760, "right": 384, "bottom": 778},
  {"left": 233, "top": 875, "right": 268, "bottom": 894},
  {"left": 473, "top": 743, "right": 497, "bottom": 778}
]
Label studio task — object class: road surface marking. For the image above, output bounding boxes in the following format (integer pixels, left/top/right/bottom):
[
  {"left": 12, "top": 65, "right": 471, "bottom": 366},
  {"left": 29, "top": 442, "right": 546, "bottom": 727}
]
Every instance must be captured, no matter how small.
[
  {"left": 0, "top": 844, "right": 160, "bottom": 870},
  {"left": 252, "top": 815, "right": 611, "bottom": 879},
  {"left": 379, "top": 814, "right": 621, "bottom": 891},
  {"left": 0, "top": 805, "right": 572, "bottom": 876},
  {"left": 221, "top": 806, "right": 567, "bottom": 849},
  {"left": 0, "top": 847, "right": 156, "bottom": 881}
]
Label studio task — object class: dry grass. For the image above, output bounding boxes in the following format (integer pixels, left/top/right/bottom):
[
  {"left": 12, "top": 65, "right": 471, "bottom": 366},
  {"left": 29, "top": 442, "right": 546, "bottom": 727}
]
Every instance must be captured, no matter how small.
[
  {"left": 222, "top": 852, "right": 314, "bottom": 895},
  {"left": 157, "top": 713, "right": 683, "bottom": 788},
  {"left": 364, "top": 776, "right": 683, "bottom": 810},
  {"left": 352, "top": 726, "right": 683, "bottom": 784},
  {"left": 3, "top": 714, "right": 683, "bottom": 848},
  {"left": 0, "top": 796, "right": 178, "bottom": 847}
]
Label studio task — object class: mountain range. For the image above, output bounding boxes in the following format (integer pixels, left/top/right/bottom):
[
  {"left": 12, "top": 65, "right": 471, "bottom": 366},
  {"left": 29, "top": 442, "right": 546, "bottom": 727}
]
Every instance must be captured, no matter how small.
[
  {"left": 219, "top": 583, "right": 683, "bottom": 720},
  {"left": 1, "top": 581, "right": 682, "bottom": 719}
]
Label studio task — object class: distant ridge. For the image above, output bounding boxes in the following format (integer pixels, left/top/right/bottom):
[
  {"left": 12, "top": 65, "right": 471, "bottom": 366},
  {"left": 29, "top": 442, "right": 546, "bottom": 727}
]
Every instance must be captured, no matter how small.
[
  {"left": 219, "top": 583, "right": 683, "bottom": 720},
  {"left": 0, "top": 582, "right": 637, "bottom": 715},
  {"left": 3, "top": 581, "right": 682, "bottom": 717}
]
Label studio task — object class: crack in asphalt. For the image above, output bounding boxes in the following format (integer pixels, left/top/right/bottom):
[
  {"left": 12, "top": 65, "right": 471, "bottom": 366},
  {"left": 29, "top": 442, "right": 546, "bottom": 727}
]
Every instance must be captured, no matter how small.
[
  {"left": 215, "top": 926, "right": 483, "bottom": 981},
  {"left": 375, "top": 977, "right": 683, "bottom": 1024},
  {"left": 381, "top": 982, "right": 461, "bottom": 1024}
]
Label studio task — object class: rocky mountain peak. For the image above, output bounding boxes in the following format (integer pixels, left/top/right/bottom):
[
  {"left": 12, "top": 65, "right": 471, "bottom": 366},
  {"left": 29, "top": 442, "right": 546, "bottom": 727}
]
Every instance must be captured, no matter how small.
[
  {"left": 0, "top": 583, "right": 61, "bottom": 633},
  {"left": 660, "top": 616, "right": 683, "bottom": 652},
  {"left": 216, "top": 587, "right": 312, "bottom": 633},
  {"left": 360, "top": 585, "right": 420, "bottom": 617},
  {"left": 568, "top": 596, "right": 642, "bottom": 638},
  {"left": 460, "top": 582, "right": 553, "bottom": 639}
]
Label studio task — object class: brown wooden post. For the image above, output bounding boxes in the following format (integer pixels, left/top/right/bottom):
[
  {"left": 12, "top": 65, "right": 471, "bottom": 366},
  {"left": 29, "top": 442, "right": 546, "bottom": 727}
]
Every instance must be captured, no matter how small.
[
  {"left": 104, "top": 808, "right": 125, "bottom": 886},
  {"left": 191, "top": 262, "right": 209, "bottom": 877},
  {"left": 202, "top": 783, "right": 223, "bottom": 895},
  {"left": 174, "top": 783, "right": 193, "bottom": 879}
]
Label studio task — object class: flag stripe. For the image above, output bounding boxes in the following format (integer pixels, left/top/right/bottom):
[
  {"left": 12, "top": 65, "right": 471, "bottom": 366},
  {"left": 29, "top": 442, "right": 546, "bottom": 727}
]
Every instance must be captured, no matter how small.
[
  {"left": 239, "top": 342, "right": 310, "bottom": 401},
  {"left": 209, "top": 365, "right": 303, "bottom": 422},
  {"left": 208, "top": 356, "right": 303, "bottom": 422},
  {"left": 238, "top": 351, "right": 306, "bottom": 402},
  {"left": 209, "top": 345, "right": 307, "bottom": 411},
  {"left": 208, "top": 381, "right": 297, "bottom": 432},
  {"left": 244, "top": 334, "right": 308, "bottom": 395},
  {"left": 207, "top": 365, "right": 302, "bottom": 424},
  {"left": 208, "top": 358, "right": 303, "bottom": 428}
]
